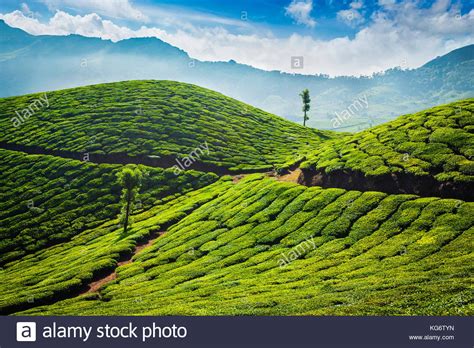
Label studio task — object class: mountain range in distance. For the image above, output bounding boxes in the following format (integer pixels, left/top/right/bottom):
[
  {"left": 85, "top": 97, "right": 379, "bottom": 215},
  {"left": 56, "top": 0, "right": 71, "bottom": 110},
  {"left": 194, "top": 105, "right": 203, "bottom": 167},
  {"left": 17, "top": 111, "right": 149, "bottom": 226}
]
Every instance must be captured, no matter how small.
[{"left": 0, "top": 19, "right": 473, "bottom": 131}]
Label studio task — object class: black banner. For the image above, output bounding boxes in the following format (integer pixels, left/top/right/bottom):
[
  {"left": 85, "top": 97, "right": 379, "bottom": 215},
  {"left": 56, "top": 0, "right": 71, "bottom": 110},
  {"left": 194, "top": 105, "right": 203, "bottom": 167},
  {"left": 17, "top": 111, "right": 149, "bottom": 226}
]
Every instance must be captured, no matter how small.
[{"left": 1, "top": 316, "right": 472, "bottom": 347}]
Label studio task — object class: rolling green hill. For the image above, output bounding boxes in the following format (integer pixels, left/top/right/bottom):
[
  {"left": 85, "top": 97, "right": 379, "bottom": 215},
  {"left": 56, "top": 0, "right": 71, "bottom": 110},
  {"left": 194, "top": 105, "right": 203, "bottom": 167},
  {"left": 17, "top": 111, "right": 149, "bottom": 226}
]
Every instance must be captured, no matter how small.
[
  {"left": 4, "top": 175, "right": 472, "bottom": 316},
  {"left": 1, "top": 20, "right": 473, "bottom": 132},
  {"left": 300, "top": 99, "right": 474, "bottom": 200},
  {"left": 0, "top": 148, "right": 217, "bottom": 265},
  {"left": 0, "top": 82, "right": 472, "bottom": 317},
  {"left": 0, "top": 80, "right": 337, "bottom": 172}
]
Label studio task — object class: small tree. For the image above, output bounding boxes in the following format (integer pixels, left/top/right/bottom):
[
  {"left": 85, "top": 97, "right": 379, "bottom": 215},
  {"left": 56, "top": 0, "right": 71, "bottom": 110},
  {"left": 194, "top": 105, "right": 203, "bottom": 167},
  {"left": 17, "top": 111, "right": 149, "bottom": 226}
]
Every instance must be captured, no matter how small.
[
  {"left": 117, "top": 166, "right": 143, "bottom": 235},
  {"left": 300, "top": 89, "right": 311, "bottom": 127}
]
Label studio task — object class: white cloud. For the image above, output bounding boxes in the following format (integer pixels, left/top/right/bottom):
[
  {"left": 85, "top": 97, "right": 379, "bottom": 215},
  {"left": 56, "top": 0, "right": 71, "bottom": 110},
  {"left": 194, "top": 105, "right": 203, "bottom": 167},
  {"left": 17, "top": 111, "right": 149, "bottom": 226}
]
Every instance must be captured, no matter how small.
[
  {"left": 285, "top": 0, "right": 316, "bottom": 28},
  {"left": 337, "top": 1, "right": 365, "bottom": 26},
  {"left": 378, "top": 0, "right": 396, "bottom": 6},
  {"left": 19, "top": 2, "right": 41, "bottom": 19},
  {"left": 20, "top": 3, "right": 31, "bottom": 15},
  {"left": 1, "top": 0, "right": 473, "bottom": 76},
  {"left": 134, "top": 5, "right": 251, "bottom": 30},
  {"left": 351, "top": 1, "right": 364, "bottom": 10},
  {"left": 0, "top": 10, "right": 161, "bottom": 41},
  {"left": 39, "top": 0, "right": 148, "bottom": 22}
]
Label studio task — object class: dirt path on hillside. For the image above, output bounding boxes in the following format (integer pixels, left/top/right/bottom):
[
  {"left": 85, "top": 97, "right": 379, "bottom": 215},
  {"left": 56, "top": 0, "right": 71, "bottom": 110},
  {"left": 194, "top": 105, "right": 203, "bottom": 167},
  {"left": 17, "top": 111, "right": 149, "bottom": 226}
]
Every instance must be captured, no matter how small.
[
  {"left": 232, "top": 174, "right": 247, "bottom": 183},
  {"left": 82, "top": 231, "right": 166, "bottom": 294},
  {"left": 276, "top": 168, "right": 302, "bottom": 183}
]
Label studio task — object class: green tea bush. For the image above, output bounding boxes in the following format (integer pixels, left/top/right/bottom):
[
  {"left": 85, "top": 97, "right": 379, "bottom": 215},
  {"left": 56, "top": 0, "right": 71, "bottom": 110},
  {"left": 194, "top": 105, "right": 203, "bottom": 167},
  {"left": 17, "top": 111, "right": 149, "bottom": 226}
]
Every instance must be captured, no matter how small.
[
  {"left": 0, "top": 80, "right": 339, "bottom": 171},
  {"left": 5, "top": 176, "right": 471, "bottom": 316},
  {"left": 0, "top": 149, "right": 217, "bottom": 264},
  {"left": 303, "top": 99, "right": 474, "bottom": 183}
]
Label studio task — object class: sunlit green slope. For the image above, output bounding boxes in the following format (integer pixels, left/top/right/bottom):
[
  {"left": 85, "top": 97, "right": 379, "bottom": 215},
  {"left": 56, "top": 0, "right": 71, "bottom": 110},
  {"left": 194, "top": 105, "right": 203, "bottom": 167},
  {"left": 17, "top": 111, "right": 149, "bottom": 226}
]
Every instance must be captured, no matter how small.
[
  {"left": 302, "top": 99, "right": 474, "bottom": 182},
  {"left": 0, "top": 149, "right": 217, "bottom": 265},
  {"left": 0, "top": 80, "right": 338, "bottom": 171},
  {"left": 9, "top": 175, "right": 472, "bottom": 316}
]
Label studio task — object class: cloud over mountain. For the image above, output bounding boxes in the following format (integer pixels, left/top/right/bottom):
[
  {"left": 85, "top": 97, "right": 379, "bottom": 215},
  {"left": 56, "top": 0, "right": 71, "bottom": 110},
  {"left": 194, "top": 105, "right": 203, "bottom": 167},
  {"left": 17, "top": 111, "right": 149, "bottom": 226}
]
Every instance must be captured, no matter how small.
[{"left": 1, "top": 0, "right": 473, "bottom": 76}]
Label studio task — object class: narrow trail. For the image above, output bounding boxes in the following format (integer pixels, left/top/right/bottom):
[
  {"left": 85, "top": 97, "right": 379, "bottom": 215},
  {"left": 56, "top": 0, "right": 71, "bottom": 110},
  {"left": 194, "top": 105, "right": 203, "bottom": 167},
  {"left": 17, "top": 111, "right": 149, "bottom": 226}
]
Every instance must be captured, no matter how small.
[
  {"left": 232, "top": 174, "right": 248, "bottom": 183},
  {"left": 82, "top": 231, "right": 166, "bottom": 295},
  {"left": 0, "top": 231, "right": 167, "bottom": 315},
  {"left": 276, "top": 168, "right": 302, "bottom": 183}
]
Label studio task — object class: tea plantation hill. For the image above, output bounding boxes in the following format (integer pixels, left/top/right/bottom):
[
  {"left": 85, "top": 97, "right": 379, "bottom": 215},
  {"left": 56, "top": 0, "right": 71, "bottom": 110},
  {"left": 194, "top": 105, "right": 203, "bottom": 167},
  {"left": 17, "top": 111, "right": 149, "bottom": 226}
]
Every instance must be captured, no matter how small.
[
  {"left": 6, "top": 174, "right": 473, "bottom": 316},
  {"left": 0, "top": 84, "right": 472, "bottom": 316},
  {"left": 300, "top": 99, "right": 474, "bottom": 201},
  {"left": 0, "top": 80, "right": 338, "bottom": 172},
  {"left": 0, "top": 148, "right": 217, "bottom": 266}
]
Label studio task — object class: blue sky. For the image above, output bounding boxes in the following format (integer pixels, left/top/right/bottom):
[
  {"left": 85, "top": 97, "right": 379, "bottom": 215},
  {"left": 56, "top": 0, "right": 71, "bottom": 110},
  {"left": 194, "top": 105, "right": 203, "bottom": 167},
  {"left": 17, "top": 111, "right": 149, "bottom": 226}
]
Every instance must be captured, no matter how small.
[
  {"left": 134, "top": 0, "right": 359, "bottom": 38},
  {"left": 1, "top": 0, "right": 473, "bottom": 76}
]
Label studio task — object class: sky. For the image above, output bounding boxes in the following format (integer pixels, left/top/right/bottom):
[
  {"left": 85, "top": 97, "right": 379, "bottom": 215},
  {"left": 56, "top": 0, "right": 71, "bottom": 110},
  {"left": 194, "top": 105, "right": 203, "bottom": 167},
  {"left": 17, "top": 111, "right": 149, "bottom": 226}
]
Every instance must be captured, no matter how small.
[{"left": 0, "top": 0, "right": 473, "bottom": 76}]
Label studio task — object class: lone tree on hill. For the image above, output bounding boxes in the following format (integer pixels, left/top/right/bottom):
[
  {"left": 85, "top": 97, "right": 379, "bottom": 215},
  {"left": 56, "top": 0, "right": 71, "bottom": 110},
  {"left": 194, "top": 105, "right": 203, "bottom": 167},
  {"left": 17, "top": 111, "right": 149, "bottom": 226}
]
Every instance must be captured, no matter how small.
[
  {"left": 117, "top": 166, "right": 143, "bottom": 236},
  {"left": 300, "top": 89, "right": 311, "bottom": 127}
]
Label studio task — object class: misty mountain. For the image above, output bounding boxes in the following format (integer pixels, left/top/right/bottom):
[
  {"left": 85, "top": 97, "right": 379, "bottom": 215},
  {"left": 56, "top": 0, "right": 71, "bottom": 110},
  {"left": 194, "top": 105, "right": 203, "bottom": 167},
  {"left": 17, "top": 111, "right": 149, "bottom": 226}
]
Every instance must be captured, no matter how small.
[{"left": 0, "top": 20, "right": 472, "bottom": 131}]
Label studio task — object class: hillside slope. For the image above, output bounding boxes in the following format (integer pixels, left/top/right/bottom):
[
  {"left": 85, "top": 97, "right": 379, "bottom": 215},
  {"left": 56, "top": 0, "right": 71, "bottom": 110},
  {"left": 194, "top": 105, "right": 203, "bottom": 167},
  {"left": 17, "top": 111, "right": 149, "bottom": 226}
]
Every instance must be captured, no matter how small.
[
  {"left": 0, "top": 80, "right": 337, "bottom": 172},
  {"left": 0, "top": 85, "right": 472, "bottom": 317},
  {"left": 300, "top": 99, "right": 474, "bottom": 200},
  {"left": 0, "top": 148, "right": 217, "bottom": 265},
  {"left": 6, "top": 175, "right": 472, "bottom": 316}
]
